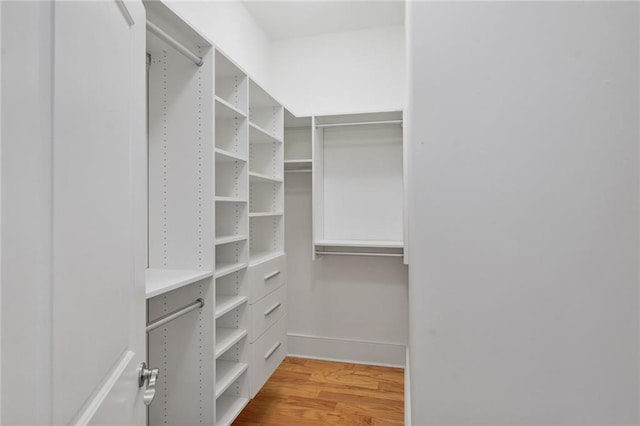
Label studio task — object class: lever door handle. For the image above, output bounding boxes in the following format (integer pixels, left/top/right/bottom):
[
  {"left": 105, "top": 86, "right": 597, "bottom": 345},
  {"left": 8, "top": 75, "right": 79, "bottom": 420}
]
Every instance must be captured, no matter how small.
[{"left": 138, "top": 362, "right": 159, "bottom": 406}]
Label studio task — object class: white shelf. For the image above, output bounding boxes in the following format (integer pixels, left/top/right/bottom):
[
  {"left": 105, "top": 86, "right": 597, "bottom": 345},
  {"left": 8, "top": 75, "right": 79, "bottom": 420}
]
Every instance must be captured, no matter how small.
[
  {"left": 215, "top": 148, "right": 247, "bottom": 163},
  {"left": 215, "top": 196, "right": 248, "bottom": 203},
  {"left": 215, "top": 327, "right": 248, "bottom": 358},
  {"left": 215, "top": 235, "right": 247, "bottom": 246},
  {"left": 285, "top": 159, "right": 312, "bottom": 165},
  {"left": 249, "top": 122, "right": 282, "bottom": 144},
  {"left": 285, "top": 159, "right": 312, "bottom": 172},
  {"left": 215, "top": 361, "right": 248, "bottom": 399},
  {"left": 315, "top": 239, "right": 404, "bottom": 249},
  {"left": 215, "top": 261, "right": 248, "bottom": 279},
  {"left": 215, "top": 295, "right": 248, "bottom": 319},
  {"left": 145, "top": 268, "right": 214, "bottom": 299},
  {"left": 249, "top": 171, "right": 283, "bottom": 183},
  {"left": 215, "top": 96, "right": 247, "bottom": 119},
  {"left": 249, "top": 250, "right": 285, "bottom": 267},
  {"left": 249, "top": 211, "right": 284, "bottom": 218},
  {"left": 216, "top": 394, "right": 250, "bottom": 426}
]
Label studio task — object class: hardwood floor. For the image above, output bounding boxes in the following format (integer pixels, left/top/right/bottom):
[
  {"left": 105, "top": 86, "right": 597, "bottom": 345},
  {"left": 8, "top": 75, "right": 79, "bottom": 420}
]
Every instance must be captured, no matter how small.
[{"left": 233, "top": 357, "right": 404, "bottom": 425}]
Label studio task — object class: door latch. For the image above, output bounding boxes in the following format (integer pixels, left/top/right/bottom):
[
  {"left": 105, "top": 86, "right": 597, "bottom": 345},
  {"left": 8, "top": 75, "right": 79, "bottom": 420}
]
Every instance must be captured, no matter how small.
[{"left": 137, "top": 362, "right": 159, "bottom": 406}]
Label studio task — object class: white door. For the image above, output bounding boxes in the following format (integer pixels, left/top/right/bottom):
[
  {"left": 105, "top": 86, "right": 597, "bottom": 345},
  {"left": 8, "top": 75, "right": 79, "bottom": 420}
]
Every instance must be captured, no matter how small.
[
  {"left": 2, "top": 0, "right": 148, "bottom": 424},
  {"left": 52, "top": 0, "right": 148, "bottom": 424}
]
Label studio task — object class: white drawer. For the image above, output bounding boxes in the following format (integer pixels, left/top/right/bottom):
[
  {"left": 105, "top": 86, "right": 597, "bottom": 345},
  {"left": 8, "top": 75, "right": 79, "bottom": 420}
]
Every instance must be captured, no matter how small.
[
  {"left": 249, "top": 284, "right": 286, "bottom": 343},
  {"left": 249, "top": 314, "right": 287, "bottom": 398},
  {"left": 248, "top": 254, "right": 286, "bottom": 304}
]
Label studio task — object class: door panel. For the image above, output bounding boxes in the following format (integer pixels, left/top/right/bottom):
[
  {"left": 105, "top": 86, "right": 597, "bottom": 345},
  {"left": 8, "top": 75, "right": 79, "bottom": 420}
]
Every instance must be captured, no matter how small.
[{"left": 52, "top": 1, "right": 146, "bottom": 424}]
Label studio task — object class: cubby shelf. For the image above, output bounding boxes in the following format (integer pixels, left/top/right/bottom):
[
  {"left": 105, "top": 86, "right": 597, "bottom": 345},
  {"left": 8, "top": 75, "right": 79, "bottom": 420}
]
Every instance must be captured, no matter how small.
[
  {"left": 215, "top": 295, "right": 249, "bottom": 319},
  {"left": 315, "top": 239, "right": 404, "bottom": 249},
  {"left": 215, "top": 235, "right": 247, "bottom": 246},
  {"left": 215, "top": 148, "right": 247, "bottom": 163},
  {"left": 215, "top": 327, "right": 248, "bottom": 358},
  {"left": 249, "top": 251, "right": 285, "bottom": 267},
  {"left": 215, "top": 96, "right": 247, "bottom": 119},
  {"left": 284, "top": 159, "right": 312, "bottom": 172},
  {"left": 216, "top": 395, "right": 250, "bottom": 426},
  {"left": 145, "top": 268, "right": 214, "bottom": 299},
  {"left": 215, "top": 361, "right": 249, "bottom": 399},
  {"left": 215, "top": 196, "right": 248, "bottom": 203},
  {"left": 250, "top": 122, "right": 283, "bottom": 144},
  {"left": 215, "top": 261, "right": 248, "bottom": 279},
  {"left": 249, "top": 211, "right": 284, "bottom": 218},
  {"left": 249, "top": 171, "right": 283, "bottom": 183}
]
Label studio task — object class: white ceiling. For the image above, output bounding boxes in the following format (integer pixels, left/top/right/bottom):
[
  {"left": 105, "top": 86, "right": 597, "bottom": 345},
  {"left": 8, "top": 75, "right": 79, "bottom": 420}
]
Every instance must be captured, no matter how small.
[{"left": 242, "top": 1, "right": 405, "bottom": 41}]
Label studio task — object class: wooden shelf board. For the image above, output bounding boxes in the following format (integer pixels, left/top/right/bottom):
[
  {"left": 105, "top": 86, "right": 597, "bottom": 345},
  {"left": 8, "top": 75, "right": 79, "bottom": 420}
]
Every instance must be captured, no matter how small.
[
  {"left": 215, "top": 235, "right": 248, "bottom": 246},
  {"left": 249, "top": 171, "right": 283, "bottom": 183},
  {"left": 215, "top": 295, "right": 248, "bottom": 319},
  {"left": 315, "top": 239, "right": 404, "bottom": 249},
  {"left": 215, "top": 327, "right": 248, "bottom": 358},
  {"left": 249, "top": 211, "right": 284, "bottom": 218},
  {"left": 215, "top": 196, "right": 248, "bottom": 203},
  {"left": 249, "top": 122, "right": 282, "bottom": 144},
  {"left": 215, "top": 148, "right": 247, "bottom": 163},
  {"left": 215, "top": 96, "right": 247, "bottom": 119},
  {"left": 249, "top": 250, "right": 285, "bottom": 267},
  {"left": 216, "top": 395, "right": 250, "bottom": 426},
  {"left": 215, "top": 261, "right": 248, "bottom": 279},
  {"left": 215, "top": 361, "right": 248, "bottom": 399},
  {"left": 145, "top": 268, "right": 214, "bottom": 299}
]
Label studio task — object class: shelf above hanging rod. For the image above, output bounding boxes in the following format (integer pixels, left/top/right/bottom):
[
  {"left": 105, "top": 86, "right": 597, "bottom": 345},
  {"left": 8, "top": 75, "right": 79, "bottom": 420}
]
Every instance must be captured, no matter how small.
[
  {"left": 285, "top": 169, "right": 312, "bottom": 173},
  {"left": 316, "top": 119, "right": 402, "bottom": 129},
  {"left": 315, "top": 251, "right": 404, "bottom": 258},
  {"left": 146, "top": 298, "right": 204, "bottom": 333},
  {"left": 146, "top": 20, "right": 203, "bottom": 66}
]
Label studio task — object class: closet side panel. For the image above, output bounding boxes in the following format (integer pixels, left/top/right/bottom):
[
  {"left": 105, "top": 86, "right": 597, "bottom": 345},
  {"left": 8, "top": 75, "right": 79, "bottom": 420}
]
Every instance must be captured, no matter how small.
[
  {"left": 148, "top": 280, "right": 215, "bottom": 425},
  {"left": 148, "top": 48, "right": 214, "bottom": 271}
]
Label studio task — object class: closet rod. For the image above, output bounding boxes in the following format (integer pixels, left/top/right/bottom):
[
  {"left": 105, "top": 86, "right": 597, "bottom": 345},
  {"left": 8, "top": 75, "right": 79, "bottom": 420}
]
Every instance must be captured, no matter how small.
[
  {"left": 316, "top": 251, "right": 403, "bottom": 257},
  {"left": 146, "top": 298, "right": 204, "bottom": 333},
  {"left": 316, "top": 120, "right": 402, "bottom": 129},
  {"left": 146, "top": 20, "right": 204, "bottom": 67}
]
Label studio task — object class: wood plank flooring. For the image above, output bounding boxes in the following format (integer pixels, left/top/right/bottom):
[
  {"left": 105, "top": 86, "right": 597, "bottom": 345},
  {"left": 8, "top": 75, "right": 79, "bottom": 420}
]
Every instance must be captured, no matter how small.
[{"left": 233, "top": 357, "right": 404, "bottom": 425}]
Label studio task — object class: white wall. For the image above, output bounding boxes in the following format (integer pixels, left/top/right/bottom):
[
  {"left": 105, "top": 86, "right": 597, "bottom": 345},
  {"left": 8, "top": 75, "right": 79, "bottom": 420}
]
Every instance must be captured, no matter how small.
[
  {"left": 408, "top": 2, "right": 639, "bottom": 424},
  {"left": 271, "top": 25, "right": 405, "bottom": 115},
  {"left": 165, "top": 0, "right": 272, "bottom": 88},
  {"left": 285, "top": 173, "right": 408, "bottom": 366}
]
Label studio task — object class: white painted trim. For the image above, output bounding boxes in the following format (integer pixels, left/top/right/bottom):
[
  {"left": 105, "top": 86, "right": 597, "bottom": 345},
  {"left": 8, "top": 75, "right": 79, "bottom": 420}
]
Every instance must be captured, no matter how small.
[
  {"left": 287, "top": 333, "right": 406, "bottom": 368},
  {"left": 70, "top": 350, "right": 135, "bottom": 425},
  {"left": 405, "top": 346, "right": 411, "bottom": 426}
]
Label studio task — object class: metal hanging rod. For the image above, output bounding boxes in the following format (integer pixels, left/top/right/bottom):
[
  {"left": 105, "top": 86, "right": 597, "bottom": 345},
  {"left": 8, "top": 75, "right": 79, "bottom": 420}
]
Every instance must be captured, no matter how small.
[
  {"left": 315, "top": 251, "right": 404, "bottom": 258},
  {"left": 146, "top": 298, "right": 204, "bottom": 333},
  {"left": 316, "top": 120, "right": 402, "bottom": 129},
  {"left": 146, "top": 20, "right": 203, "bottom": 67}
]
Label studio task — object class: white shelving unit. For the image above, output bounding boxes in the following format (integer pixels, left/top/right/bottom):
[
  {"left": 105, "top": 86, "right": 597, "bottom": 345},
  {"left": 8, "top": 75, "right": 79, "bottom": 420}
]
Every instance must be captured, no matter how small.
[
  {"left": 214, "top": 49, "right": 251, "bottom": 426},
  {"left": 144, "top": 6, "right": 286, "bottom": 423},
  {"left": 312, "top": 111, "right": 405, "bottom": 260},
  {"left": 285, "top": 110, "right": 313, "bottom": 173},
  {"left": 145, "top": 2, "right": 216, "bottom": 424}
]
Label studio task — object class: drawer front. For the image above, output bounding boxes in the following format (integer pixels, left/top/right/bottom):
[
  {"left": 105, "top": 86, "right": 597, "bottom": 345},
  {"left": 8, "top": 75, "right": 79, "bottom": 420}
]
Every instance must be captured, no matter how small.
[
  {"left": 248, "top": 254, "right": 286, "bottom": 304},
  {"left": 249, "top": 284, "right": 287, "bottom": 343},
  {"left": 249, "top": 314, "right": 287, "bottom": 398}
]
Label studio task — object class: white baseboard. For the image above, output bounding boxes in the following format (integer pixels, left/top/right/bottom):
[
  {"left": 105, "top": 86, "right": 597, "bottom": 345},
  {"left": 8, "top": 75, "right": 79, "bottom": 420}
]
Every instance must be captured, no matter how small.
[
  {"left": 405, "top": 347, "right": 411, "bottom": 425},
  {"left": 287, "top": 333, "right": 406, "bottom": 368}
]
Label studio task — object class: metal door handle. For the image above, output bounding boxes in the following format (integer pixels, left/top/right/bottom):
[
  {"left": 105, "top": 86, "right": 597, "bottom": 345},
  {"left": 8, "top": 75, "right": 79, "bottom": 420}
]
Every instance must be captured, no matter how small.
[
  {"left": 264, "top": 302, "right": 281, "bottom": 316},
  {"left": 264, "top": 270, "right": 280, "bottom": 281},
  {"left": 264, "top": 341, "right": 281, "bottom": 360},
  {"left": 138, "top": 362, "right": 159, "bottom": 406}
]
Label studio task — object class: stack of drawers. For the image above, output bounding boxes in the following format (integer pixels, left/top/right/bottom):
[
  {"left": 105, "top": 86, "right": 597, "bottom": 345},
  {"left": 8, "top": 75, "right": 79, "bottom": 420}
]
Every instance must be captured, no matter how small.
[{"left": 248, "top": 253, "right": 288, "bottom": 397}]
